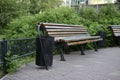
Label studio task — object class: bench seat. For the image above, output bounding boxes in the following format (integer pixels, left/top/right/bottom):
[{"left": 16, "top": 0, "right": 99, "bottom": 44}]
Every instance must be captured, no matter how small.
[
  {"left": 55, "top": 35, "right": 102, "bottom": 45},
  {"left": 109, "top": 25, "right": 120, "bottom": 46}
]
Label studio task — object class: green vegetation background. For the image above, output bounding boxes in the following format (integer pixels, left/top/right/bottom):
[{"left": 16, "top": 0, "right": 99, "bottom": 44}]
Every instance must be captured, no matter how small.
[
  {"left": 1, "top": 0, "right": 120, "bottom": 77},
  {"left": 2, "top": 5, "right": 120, "bottom": 46}
]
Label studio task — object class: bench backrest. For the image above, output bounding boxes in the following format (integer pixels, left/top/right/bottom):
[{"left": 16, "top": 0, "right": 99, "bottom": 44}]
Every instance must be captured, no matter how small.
[
  {"left": 109, "top": 25, "right": 120, "bottom": 37},
  {"left": 40, "top": 23, "right": 89, "bottom": 37}
]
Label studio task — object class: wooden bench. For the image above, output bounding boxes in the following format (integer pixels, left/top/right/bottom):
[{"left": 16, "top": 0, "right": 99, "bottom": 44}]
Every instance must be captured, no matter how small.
[
  {"left": 109, "top": 25, "right": 120, "bottom": 46},
  {"left": 38, "top": 23, "right": 102, "bottom": 61}
]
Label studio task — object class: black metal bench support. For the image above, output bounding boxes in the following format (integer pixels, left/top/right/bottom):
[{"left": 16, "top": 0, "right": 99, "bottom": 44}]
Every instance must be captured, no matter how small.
[
  {"left": 93, "top": 42, "right": 98, "bottom": 51},
  {"left": 118, "top": 37, "right": 120, "bottom": 47},
  {"left": 59, "top": 48, "right": 66, "bottom": 61},
  {"left": 80, "top": 44, "right": 85, "bottom": 55},
  {"left": 56, "top": 43, "right": 66, "bottom": 61}
]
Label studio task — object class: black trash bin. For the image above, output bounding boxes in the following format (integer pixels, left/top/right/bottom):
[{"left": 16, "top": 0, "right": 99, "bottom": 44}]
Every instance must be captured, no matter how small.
[
  {"left": 36, "top": 36, "right": 54, "bottom": 67},
  {"left": 96, "top": 31, "right": 106, "bottom": 47}
]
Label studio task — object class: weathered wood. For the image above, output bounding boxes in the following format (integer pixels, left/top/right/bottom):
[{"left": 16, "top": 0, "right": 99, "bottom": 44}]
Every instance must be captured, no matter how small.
[
  {"left": 48, "top": 32, "right": 88, "bottom": 35},
  {"left": 54, "top": 35, "right": 101, "bottom": 42},
  {"left": 67, "top": 38, "right": 102, "bottom": 46},
  {"left": 47, "top": 29, "right": 87, "bottom": 32},
  {"left": 112, "top": 28, "right": 120, "bottom": 30},
  {"left": 42, "top": 23, "right": 83, "bottom": 27},
  {"left": 40, "top": 23, "right": 102, "bottom": 43},
  {"left": 109, "top": 25, "right": 120, "bottom": 37},
  {"left": 109, "top": 25, "right": 120, "bottom": 46},
  {"left": 39, "top": 23, "right": 102, "bottom": 58},
  {"left": 113, "top": 31, "right": 120, "bottom": 33}
]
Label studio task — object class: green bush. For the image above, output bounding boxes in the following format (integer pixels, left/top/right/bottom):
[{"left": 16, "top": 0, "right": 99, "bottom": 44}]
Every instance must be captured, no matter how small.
[
  {"left": 5, "top": 7, "right": 85, "bottom": 39},
  {"left": 35, "top": 7, "right": 85, "bottom": 25},
  {"left": 5, "top": 53, "right": 35, "bottom": 74},
  {"left": 4, "top": 5, "right": 120, "bottom": 46},
  {"left": 5, "top": 16, "right": 38, "bottom": 39},
  {"left": 78, "top": 4, "right": 120, "bottom": 46},
  {"left": 79, "top": 7, "right": 98, "bottom": 22}
]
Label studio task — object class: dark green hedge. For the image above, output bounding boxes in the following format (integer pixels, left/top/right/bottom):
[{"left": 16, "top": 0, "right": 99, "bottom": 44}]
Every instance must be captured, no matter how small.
[{"left": 5, "top": 5, "right": 120, "bottom": 46}]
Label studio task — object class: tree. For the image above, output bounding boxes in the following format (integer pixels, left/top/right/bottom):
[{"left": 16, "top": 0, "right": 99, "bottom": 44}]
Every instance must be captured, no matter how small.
[
  {"left": 0, "top": 0, "right": 30, "bottom": 29},
  {"left": 0, "top": 0, "right": 62, "bottom": 30},
  {"left": 29, "top": 0, "right": 62, "bottom": 14}
]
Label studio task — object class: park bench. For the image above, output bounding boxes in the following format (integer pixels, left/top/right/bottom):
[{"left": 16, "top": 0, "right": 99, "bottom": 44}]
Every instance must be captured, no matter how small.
[
  {"left": 109, "top": 25, "right": 120, "bottom": 46},
  {"left": 38, "top": 23, "right": 102, "bottom": 61}
]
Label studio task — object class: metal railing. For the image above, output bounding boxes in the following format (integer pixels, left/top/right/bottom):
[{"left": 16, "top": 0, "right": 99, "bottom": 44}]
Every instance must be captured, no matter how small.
[
  {"left": 0, "top": 38, "right": 36, "bottom": 76},
  {"left": 0, "top": 40, "right": 2, "bottom": 64},
  {"left": 0, "top": 40, "right": 2, "bottom": 62}
]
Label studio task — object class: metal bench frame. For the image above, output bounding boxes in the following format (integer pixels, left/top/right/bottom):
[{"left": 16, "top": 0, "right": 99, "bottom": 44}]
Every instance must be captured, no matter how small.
[{"left": 38, "top": 23, "right": 102, "bottom": 61}]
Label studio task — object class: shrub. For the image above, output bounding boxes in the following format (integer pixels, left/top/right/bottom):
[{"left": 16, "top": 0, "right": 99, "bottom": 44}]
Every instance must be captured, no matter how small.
[
  {"left": 35, "top": 7, "right": 85, "bottom": 25},
  {"left": 5, "top": 16, "right": 38, "bottom": 39},
  {"left": 4, "top": 5, "right": 120, "bottom": 46},
  {"left": 5, "top": 7, "right": 85, "bottom": 39}
]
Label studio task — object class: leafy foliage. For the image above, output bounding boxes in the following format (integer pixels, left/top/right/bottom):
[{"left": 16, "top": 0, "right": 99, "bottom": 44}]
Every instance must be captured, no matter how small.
[
  {"left": 0, "top": 0, "right": 62, "bottom": 32},
  {"left": 78, "top": 4, "right": 120, "bottom": 46},
  {"left": 29, "top": 0, "right": 62, "bottom": 14},
  {"left": 4, "top": 4, "right": 120, "bottom": 44},
  {"left": 36, "top": 7, "right": 85, "bottom": 24},
  {"left": 5, "top": 7, "right": 85, "bottom": 39},
  {"left": 5, "top": 16, "right": 37, "bottom": 39},
  {"left": 6, "top": 54, "right": 35, "bottom": 74},
  {"left": 0, "top": 0, "right": 30, "bottom": 29}
]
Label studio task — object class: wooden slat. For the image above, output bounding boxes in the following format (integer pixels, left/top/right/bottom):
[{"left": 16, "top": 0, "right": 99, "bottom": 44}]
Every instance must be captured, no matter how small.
[
  {"left": 65, "top": 36, "right": 101, "bottom": 42},
  {"left": 45, "top": 26, "right": 85, "bottom": 29},
  {"left": 68, "top": 40, "right": 90, "bottom": 45},
  {"left": 67, "top": 38, "right": 102, "bottom": 45},
  {"left": 42, "top": 23, "right": 84, "bottom": 27},
  {"left": 113, "top": 29, "right": 120, "bottom": 30},
  {"left": 46, "top": 29, "right": 87, "bottom": 32},
  {"left": 50, "top": 34, "right": 74, "bottom": 37},
  {"left": 48, "top": 32, "right": 88, "bottom": 35},
  {"left": 45, "top": 26, "right": 72, "bottom": 29},
  {"left": 113, "top": 31, "right": 120, "bottom": 33},
  {"left": 54, "top": 35, "right": 101, "bottom": 42},
  {"left": 45, "top": 26, "right": 86, "bottom": 29},
  {"left": 49, "top": 33, "right": 89, "bottom": 37},
  {"left": 114, "top": 33, "right": 120, "bottom": 36},
  {"left": 112, "top": 27, "right": 120, "bottom": 29}
]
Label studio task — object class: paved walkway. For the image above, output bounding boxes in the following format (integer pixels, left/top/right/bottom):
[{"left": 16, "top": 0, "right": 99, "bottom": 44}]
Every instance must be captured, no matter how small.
[{"left": 2, "top": 47, "right": 120, "bottom": 80}]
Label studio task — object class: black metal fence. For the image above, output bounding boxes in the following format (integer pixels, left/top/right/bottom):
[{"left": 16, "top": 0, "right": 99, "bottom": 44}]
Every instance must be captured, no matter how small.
[
  {"left": 0, "top": 38, "right": 36, "bottom": 76},
  {"left": 0, "top": 40, "right": 4, "bottom": 76}
]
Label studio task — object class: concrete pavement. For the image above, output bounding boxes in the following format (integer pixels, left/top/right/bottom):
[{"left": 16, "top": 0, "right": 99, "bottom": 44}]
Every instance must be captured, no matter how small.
[{"left": 2, "top": 47, "right": 120, "bottom": 80}]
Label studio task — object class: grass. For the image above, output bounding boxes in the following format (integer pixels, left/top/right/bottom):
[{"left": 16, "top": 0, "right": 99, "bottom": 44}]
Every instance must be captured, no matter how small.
[
  {"left": 0, "top": 54, "right": 35, "bottom": 78},
  {"left": 7, "top": 55, "right": 35, "bottom": 74}
]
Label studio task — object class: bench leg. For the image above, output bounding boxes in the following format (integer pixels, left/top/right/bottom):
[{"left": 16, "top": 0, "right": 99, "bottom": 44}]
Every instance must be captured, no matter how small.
[
  {"left": 93, "top": 42, "right": 98, "bottom": 51},
  {"left": 56, "top": 44, "right": 66, "bottom": 61},
  {"left": 118, "top": 38, "right": 120, "bottom": 47},
  {"left": 59, "top": 48, "right": 66, "bottom": 61},
  {"left": 63, "top": 42, "right": 70, "bottom": 54},
  {"left": 80, "top": 44, "right": 85, "bottom": 55},
  {"left": 83, "top": 44, "right": 86, "bottom": 51}
]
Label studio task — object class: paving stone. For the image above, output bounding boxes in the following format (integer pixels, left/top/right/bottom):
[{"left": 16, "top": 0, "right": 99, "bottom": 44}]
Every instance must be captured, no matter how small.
[{"left": 2, "top": 47, "right": 120, "bottom": 80}]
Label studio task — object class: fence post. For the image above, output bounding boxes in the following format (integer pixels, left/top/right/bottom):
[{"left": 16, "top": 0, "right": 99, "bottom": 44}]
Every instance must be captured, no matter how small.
[{"left": 1, "top": 38, "right": 7, "bottom": 75}]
